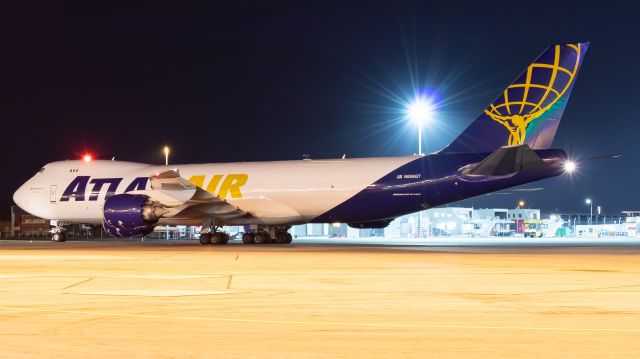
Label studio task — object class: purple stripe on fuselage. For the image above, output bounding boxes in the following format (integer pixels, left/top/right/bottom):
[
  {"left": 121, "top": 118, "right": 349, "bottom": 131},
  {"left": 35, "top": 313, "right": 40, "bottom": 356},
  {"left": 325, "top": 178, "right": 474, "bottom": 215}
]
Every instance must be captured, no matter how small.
[{"left": 312, "top": 149, "right": 566, "bottom": 223}]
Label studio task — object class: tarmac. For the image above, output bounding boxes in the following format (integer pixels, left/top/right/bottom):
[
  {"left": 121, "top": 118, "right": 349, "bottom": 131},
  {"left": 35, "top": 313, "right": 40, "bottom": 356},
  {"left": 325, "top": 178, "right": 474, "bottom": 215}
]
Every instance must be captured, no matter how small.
[{"left": 1, "top": 238, "right": 640, "bottom": 358}]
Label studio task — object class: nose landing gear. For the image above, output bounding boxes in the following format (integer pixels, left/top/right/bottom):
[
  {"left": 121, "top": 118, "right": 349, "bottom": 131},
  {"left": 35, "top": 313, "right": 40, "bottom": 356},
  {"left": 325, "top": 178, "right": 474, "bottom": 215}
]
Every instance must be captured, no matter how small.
[{"left": 49, "top": 221, "right": 67, "bottom": 242}]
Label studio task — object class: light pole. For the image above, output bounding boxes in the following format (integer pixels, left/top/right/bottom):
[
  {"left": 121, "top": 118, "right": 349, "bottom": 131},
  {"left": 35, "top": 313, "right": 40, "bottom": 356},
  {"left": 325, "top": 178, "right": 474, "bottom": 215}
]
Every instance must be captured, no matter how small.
[
  {"left": 163, "top": 145, "right": 171, "bottom": 240},
  {"left": 619, "top": 217, "right": 622, "bottom": 236},
  {"left": 418, "top": 119, "right": 423, "bottom": 155},
  {"left": 406, "top": 97, "right": 433, "bottom": 239},
  {"left": 406, "top": 97, "right": 434, "bottom": 155},
  {"left": 585, "top": 198, "right": 593, "bottom": 225}
]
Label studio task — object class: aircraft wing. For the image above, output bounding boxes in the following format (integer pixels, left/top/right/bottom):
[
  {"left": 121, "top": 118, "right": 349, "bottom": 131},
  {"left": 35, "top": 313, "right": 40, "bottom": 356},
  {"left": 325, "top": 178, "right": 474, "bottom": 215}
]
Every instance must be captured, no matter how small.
[{"left": 129, "top": 169, "right": 248, "bottom": 220}]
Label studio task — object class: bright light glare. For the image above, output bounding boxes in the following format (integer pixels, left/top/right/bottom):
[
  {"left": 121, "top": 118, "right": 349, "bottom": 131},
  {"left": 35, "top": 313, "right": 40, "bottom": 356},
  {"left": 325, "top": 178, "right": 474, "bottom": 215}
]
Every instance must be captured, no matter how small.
[
  {"left": 564, "top": 160, "right": 576, "bottom": 173},
  {"left": 82, "top": 154, "right": 92, "bottom": 162},
  {"left": 163, "top": 146, "right": 170, "bottom": 166},
  {"left": 406, "top": 97, "right": 433, "bottom": 124},
  {"left": 585, "top": 198, "right": 592, "bottom": 205}
]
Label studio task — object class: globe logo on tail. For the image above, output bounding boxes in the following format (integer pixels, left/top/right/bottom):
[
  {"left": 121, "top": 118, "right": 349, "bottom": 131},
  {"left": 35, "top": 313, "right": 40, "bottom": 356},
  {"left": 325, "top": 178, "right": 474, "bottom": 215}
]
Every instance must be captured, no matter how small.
[{"left": 484, "top": 43, "right": 583, "bottom": 146}]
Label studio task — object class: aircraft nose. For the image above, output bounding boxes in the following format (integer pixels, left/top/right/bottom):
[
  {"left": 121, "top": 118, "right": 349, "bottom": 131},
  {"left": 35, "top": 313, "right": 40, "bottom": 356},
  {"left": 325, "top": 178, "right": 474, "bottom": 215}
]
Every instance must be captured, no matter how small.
[{"left": 13, "top": 183, "right": 30, "bottom": 211}]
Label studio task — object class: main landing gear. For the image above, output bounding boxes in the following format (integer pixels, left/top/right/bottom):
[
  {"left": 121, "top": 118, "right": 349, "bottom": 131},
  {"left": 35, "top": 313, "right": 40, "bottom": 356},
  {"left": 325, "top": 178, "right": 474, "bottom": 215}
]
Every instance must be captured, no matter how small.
[
  {"left": 199, "top": 227, "right": 230, "bottom": 246},
  {"left": 198, "top": 222, "right": 292, "bottom": 246},
  {"left": 242, "top": 226, "right": 292, "bottom": 245}
]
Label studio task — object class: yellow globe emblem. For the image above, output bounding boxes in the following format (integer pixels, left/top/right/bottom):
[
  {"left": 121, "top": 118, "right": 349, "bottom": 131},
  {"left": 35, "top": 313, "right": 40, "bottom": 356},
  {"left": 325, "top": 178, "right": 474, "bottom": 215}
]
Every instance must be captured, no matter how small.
[{"left": 484, "top": 43, "right": 583, "bottom": 146}]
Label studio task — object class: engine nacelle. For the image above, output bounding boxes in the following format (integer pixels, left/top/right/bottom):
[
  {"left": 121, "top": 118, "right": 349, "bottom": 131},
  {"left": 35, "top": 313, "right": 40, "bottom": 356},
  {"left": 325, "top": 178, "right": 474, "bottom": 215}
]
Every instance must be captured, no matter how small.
[{"left": 103, "top": 194, "right": 164, "bottom": 237}]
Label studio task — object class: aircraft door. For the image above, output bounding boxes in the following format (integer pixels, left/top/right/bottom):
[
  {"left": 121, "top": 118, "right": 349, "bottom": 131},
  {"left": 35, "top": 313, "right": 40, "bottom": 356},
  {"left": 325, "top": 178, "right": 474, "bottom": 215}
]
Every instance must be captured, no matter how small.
[{"left": 50, "top": 185, "right": 57, "bottom": 204}]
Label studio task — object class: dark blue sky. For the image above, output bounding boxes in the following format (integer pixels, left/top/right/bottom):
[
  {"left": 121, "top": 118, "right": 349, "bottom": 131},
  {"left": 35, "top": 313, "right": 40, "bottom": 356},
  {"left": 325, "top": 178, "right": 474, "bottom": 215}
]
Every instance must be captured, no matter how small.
[{"left": 1, "top": 1, "right": 637, "bottom": 216}]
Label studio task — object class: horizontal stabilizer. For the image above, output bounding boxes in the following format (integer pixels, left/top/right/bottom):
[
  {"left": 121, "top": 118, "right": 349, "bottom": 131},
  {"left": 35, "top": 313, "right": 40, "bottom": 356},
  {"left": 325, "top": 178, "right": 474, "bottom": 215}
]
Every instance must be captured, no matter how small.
[{"left": 462, "top": 145, "right": 546, "bottom": 177}]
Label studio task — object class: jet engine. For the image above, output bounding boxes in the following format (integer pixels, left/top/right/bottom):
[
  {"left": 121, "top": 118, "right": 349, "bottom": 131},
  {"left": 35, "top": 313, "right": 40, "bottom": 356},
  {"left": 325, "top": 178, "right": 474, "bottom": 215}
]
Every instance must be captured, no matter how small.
[{"left": 102, "top": 194, "right": 167, "bottom": 237}]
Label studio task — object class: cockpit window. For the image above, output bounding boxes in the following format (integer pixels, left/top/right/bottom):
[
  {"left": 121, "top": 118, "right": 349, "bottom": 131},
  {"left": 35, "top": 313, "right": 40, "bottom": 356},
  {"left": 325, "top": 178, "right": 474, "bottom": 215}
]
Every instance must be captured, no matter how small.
[{"left": 38, "top": 167, "right": 45, "bottom": 173}]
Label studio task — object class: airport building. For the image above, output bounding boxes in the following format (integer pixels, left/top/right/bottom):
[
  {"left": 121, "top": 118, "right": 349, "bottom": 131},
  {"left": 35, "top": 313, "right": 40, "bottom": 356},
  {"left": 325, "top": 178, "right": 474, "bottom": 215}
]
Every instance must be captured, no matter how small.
[
  {"left": 10, "top": 206, "right": 50, "bottom": 238},
  {"left": 387, "top": 207, "right": 546, "bottom": 238},
  {"left": 575, "top": 210, "right": 640, "bottom": 237}
]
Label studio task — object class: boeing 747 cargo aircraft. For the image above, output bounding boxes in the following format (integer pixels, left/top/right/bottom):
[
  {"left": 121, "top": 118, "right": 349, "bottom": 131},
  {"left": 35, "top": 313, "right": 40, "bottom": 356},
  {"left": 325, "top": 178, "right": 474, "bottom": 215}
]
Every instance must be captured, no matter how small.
[{"left": 13, "top": 42, "right": 588, "bottom": 244}]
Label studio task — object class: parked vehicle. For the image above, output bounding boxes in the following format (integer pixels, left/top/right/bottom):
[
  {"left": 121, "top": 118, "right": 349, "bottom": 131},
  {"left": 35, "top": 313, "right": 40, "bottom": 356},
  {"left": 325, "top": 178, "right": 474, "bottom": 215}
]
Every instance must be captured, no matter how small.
[{"left": 524, "top": 220, "right": 546, "bottom": 238}]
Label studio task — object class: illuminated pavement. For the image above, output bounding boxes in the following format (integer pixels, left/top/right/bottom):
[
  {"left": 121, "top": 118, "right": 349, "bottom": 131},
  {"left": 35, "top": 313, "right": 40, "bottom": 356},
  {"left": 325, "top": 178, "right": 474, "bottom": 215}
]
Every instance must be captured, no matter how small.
[
  {"left": 294, "top": 236, "right": 640, "bottom": 247},
  {"left": 1, "top": 238, "right": 640, "bottom": 358}
]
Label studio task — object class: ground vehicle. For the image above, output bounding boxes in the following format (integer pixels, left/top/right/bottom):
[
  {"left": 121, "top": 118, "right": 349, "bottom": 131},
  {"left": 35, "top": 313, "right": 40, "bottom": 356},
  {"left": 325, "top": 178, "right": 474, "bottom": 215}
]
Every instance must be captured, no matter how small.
[
  {"left": 524, "top": 220, "right": 546, "bottom": 238},
  {"left": 431, "top": 228, "right": 451, "bottom": 237}
]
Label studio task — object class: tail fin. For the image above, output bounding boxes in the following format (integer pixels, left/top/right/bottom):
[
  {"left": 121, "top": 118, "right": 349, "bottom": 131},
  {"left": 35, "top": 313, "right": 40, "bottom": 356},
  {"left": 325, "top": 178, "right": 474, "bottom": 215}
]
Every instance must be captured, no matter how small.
[{"left": 441, "top": 42, "right": 589, "bottom": 154}]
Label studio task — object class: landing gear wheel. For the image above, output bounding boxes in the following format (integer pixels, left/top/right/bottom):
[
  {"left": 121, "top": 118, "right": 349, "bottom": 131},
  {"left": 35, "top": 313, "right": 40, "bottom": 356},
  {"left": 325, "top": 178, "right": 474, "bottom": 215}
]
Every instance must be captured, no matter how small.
[
  {"left": 220, "top": 232, "right": 229, "bottom": 244},
  {"left": 211, "top": 232, "right": 225, "bottom": 245},
  {"left": 254, "top": 232, "right": 270, "bottom": 244},
  {"left": 199, "top": 233, "right": 212, "bottom": 245},
  {"left": 242, "top": 233, "right": 255, "bottom": 244},
  {"left": 52, "top": 232, "right": 66, "bottom": 242},
  {"left": 275, "top": 232, "right": 287, "bottom": 244}
]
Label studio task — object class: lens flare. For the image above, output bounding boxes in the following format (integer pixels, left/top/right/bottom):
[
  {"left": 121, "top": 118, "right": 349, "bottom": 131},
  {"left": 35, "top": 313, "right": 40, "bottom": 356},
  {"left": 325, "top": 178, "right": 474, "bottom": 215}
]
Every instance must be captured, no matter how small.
[
  {"left": 406, "top": 97, "right": 434, "bottom": 124},
  {"left": 563, "top": 160, "right": 576, "bottom": 173}
]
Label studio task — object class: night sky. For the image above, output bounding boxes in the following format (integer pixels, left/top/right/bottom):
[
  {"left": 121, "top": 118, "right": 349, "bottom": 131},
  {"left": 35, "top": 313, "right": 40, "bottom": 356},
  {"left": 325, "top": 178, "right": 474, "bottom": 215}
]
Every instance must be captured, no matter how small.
[{"left": 2, "top": 1, "right": 638, "bottom": 217}]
